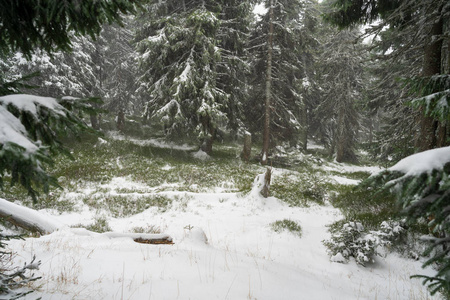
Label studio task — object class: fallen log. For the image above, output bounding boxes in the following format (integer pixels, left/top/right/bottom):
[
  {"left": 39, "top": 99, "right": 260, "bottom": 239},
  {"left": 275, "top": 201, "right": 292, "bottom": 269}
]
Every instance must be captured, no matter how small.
[
  {"left": 0, "top": 198, "right": 62, "bottom": 235},
  {"left": 102, "top": 232, "right": 174, "bottom": 245},
  {"left": 0, "top": 198, "right": 173, "bottom": 244}
]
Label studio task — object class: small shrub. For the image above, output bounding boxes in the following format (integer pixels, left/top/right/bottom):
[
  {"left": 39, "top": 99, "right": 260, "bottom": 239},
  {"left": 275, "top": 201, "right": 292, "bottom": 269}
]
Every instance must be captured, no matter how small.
[
  {"left": 131, "top": 225, "right": 162, "bottom": 234},
  {"left": 270, "top": 219, "right": 302, "bottom": 237},
  {"left": 85, "top": 217, "right": 112, "bottom": 233},
  {"left": 324, "top": 220, "right": 405, "bottom": 266}
]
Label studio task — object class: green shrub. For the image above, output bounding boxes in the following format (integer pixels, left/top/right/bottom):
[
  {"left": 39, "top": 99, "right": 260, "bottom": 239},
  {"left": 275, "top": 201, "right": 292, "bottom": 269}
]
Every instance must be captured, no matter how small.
[
  {"left": 270, "top": 219, "right": 302, "bottom": 237},
  {"left": 84, "top": 217, "right": 112, "bottom": 233},
  {"left": 324, "top": 220, "right": 405, "bottom": 266}
]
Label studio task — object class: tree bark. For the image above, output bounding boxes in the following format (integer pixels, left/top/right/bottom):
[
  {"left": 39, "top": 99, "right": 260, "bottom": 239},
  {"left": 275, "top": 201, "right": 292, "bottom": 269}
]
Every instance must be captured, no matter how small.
[
  {"left": 90, "top": 114, "right": 99, "bottom": 130},
  {"left": 241, "top": 131, "right": 252, "bottom": 162},
  {"left": 200, "top": 115, "right": 215, "bottom": 155},
  {"left": 415, "top": 13, "right": 443, "bottom": 151},
  {"left": 299, "top": 102, "right": 308, "bottom": 151},
  {"left": 117, "top": 109, "right": 125, "bottom": 132},
  {"left": 261, "top": 0, "right": 274, "bottom": 165}
]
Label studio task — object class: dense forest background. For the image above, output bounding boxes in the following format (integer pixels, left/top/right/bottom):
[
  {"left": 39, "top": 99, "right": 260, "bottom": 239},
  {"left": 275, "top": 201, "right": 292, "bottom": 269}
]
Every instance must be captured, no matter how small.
[{"left": 3, "top": 0, "right": 448, "bottom": 164}]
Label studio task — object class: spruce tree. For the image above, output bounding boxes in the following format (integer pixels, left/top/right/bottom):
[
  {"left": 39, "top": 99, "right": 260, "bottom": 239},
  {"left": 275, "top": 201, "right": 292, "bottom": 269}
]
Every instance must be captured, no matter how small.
[
  {"left": 324, "top": 0, "right": 450, "bottom": 152},
  {"left": 136, "top": 0, "right": 234, "bottom": 153},
  {"left": 247, "top": 0, "right": 314, "bottom": 163},
  {"left": 313, "top": 28, "right": 366, "bottom": 163},
  {"left": 215, "top": 0, "right": 254, "bottom": 139},
  {"left": 0, "top": 0, "right": 140, "bottom": 58}
]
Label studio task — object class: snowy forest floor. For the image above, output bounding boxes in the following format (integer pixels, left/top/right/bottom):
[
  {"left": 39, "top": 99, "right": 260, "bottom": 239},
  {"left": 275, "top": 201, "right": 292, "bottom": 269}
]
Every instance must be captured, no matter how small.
[{"left": 1, "top": 131, "right": 438, "bottom": 299}]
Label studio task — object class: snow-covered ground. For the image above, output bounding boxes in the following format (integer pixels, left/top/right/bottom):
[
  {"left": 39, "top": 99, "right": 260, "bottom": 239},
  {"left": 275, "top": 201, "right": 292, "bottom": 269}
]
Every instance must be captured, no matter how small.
[{"left": 8, "top": 167, "right": 436, "bottom": 300}]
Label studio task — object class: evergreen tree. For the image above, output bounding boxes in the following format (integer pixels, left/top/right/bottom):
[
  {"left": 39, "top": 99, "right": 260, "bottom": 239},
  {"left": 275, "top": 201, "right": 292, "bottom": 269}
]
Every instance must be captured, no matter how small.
[
  {"left": 0, "top": 0, "right": 141, "bottom": 201},
  {"left": 101, "top": 20, "right": 142, "bottom": 125},
  {"left": 0, "top": 0, "right": 140, "bottom": 58},
  {"left": 247, "top": 0, "right": 314, "bottom": 163},
  {"left": 313, "top": 28, "right": 366, "bottom": 163},
  {"left": 136, "top": 0, "right": 233, "bottom": 153},
  {"left": 324, "top": 0, "right": 450, "bottom": 152},
  {"left": 361, "top": 148, "right": 450, "bottom": 295},
  {"left": 215, "top": 0, "right": 254, "bottom": 139}
]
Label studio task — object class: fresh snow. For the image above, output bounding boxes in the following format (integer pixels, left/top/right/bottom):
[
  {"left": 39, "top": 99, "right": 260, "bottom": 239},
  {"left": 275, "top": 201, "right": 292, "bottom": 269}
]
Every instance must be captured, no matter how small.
[
  {"left": 107, "top": 131, "right": 196, "bottom": 151},
  {"left": 192, "top": 149, "right": 211, "bottom": 161},
  {"left": 0, "top": 94, "right": 65, "bottom": 117},
  {"left": 0, "top": 105, "right": 38, "bottom": 154},
  {"left": 4, "top": 167, "right": 436, "bottom": 300},
  {"left": 0, "top": 94, "right": 68, "bottom": 155},
  {"left": 389, "top": 146, "right": 450, "bottom": 176},
  {"left": 0, "top": 198, "right": 63, "bottom": 234}
]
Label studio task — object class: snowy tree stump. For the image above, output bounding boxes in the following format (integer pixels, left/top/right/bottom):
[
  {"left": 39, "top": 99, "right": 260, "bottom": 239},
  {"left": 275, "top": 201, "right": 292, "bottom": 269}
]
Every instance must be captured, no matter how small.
[
  {"left": 260, "top": 167, "right": 272, "bottom": 198},
  {"left": 241, "top": 131, "right": 252, "bottom": 162}
]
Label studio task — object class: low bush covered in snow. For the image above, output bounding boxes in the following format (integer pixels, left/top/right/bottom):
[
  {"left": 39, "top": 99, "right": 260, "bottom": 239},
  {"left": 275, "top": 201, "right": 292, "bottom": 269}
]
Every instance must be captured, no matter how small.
[{"left": 324, "top": 220, "right": 405, "bottom": 266}]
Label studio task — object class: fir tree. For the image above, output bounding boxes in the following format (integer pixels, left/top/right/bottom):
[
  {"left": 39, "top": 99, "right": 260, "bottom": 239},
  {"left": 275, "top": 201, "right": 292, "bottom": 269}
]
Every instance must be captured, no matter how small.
[
  {"left": 324, "top": 0, "right": 450, "bottom": 152},
  {"left": 136, "top": 0, "right": 228, "bottom": 153},
  {"left": 215, "top": 0, "right": 254, "bottom": 139},
  {"left": 313, "top": 28, "right": 366, "bottom": 163},
  {"left": 247, "top": 0, "right": 314, "bottom": 163},
  {"left": 0, "top": 0, "right": 140, "bottom": 58},
  {"left": 361, "top": 148, "right": 450, "bottom": 295}
]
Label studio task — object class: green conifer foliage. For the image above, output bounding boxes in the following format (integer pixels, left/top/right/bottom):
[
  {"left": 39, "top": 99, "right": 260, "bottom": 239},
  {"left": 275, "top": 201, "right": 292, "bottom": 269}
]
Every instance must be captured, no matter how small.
[
  {"left": 136, "top": 1, "right": 237, "bottom": 152},
  {"left": 0, "top": 0, "right": 140, "bottom": 58},
  {"left": 247, "top": 0, "right": 315, "bottom": 150},
  {"left": 361, "top": 150, "right": 450, "bottom": 295}
]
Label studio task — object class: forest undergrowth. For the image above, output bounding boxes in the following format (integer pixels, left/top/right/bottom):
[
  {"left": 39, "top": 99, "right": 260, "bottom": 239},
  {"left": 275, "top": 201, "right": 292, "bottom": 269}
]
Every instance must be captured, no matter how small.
[{"left": 0, "top": 124, "right": 398, "bottom": 234}]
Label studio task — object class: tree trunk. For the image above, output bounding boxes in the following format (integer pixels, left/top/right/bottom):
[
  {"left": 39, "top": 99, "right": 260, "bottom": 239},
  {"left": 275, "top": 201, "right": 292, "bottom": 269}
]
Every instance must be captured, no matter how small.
[
  {"left": 241, "top": 131, "right": 252, "bottom": 162},
  {"left": 415, "top": 13, "right": 443, "bottom": 151},
  {"left": 299, "top": 102, "right": 308, "bottom": 151},
  {"left": 261, "top": 0, "right": 274, "bottom": 165},
  {"left": 117, "top": 109, "right": 125, "bottom": 132},
  {"left": 0, "top": 198, "right": 62, "bottom": 235},
  {"left": 260, "top": 167, "right": 272, "bottom": 198},
  {"left": 200, "top": 116, "right": 215, "bottom": 155},
  {"left": 336, "top": 92, "right": 346, "bottom": 162}
]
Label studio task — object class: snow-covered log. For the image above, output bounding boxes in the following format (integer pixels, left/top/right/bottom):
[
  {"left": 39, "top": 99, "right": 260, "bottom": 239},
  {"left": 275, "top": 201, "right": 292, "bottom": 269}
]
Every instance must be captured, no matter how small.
[
  {"left": 0, "top": 198, "right": 173, "bottom": 244},
  {"left": 0, "top": 198, "right": 62, "bottom": 235}
]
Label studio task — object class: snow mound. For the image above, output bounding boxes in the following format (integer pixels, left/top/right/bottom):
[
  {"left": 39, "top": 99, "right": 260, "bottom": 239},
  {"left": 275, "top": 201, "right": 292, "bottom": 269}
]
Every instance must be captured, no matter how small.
[
  {"left": 330, "top": 253, "right": 346, "bottom": 263},
  {"left": 389, "top": 146, "right": 450, "bottom": 176},
  {"left": 192, "top": 149, "right": 211, "bottom": 161},
  {"left": 249, "top": 172, "right": 267, "bottom": 198},
  {"left": 183, "top": 227, "right": 208, "bottom": 245}
]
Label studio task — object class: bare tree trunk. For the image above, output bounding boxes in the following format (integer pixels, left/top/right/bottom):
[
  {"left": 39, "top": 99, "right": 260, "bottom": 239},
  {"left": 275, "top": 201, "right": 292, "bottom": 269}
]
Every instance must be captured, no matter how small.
[
  {"left": 261, "top": 0, "right": 274, "bottom": 165},
  {"left": 117, "top": 109, "right": 125, "bottom": 132},
  {"left": 241, "top": 131, "right": 252, "bottom": 162},
  {"left": 299, "top": 102, "right": 308, "bottom": 151},
  {"left": 200, "top": 116, "right": 215, "bottom": 155},
  {"left": 260, "top": 167, "right": 272, "bottom": 198},
  {"left": 416, "top": 13, "right": 443, "bottom": 151}
]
